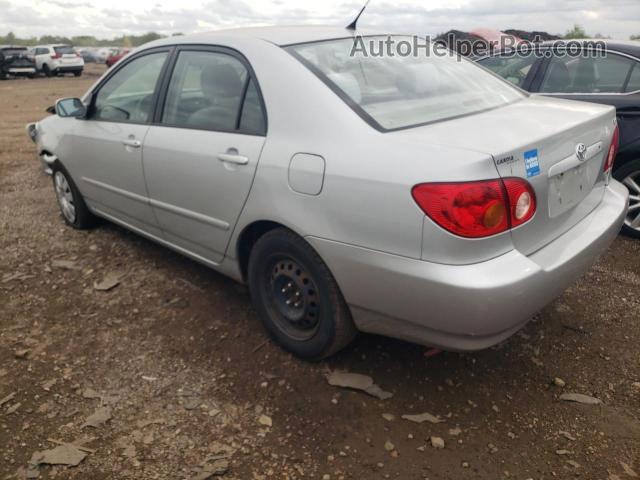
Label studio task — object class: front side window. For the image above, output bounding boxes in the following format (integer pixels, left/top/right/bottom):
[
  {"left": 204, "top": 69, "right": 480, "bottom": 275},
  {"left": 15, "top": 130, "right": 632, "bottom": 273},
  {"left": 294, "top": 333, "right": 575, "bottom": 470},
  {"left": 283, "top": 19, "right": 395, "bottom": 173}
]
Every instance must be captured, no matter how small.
[
  {"left": 478, "top": 52, "right": 538, "bottom": 87},
  {"left": 540, "top": 51, "right": 635, "bottom": 94},
  {"left": 93, "top": 52, "right": 168, "bottom": 123},
  {"left": 162, "top": 50, "right": 265, "bottom": 134},
  {"left": 287, "top": 36, "right": 524, "bottom": 131}
]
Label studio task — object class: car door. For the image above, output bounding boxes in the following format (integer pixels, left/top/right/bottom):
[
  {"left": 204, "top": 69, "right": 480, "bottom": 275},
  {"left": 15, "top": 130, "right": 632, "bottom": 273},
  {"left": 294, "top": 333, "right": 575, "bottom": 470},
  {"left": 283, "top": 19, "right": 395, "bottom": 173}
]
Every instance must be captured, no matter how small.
[
  {"left": 532, "top": 48, "right": 640, "bottom": 166},
  {"left": 143, "top": 47, "right": 267, "bottom": 264},
  {"left": 476, "top": 49, "right": 542, "bottom": 90},
  {"left": 60, "top": 48, "right": 171, "bottom": 237}
]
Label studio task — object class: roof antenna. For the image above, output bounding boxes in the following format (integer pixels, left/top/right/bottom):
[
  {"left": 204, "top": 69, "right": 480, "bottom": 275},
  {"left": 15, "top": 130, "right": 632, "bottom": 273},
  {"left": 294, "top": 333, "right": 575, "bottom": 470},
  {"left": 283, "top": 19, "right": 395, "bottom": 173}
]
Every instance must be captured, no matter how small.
[{"left": 346, "top": 0, "right": 371, "bottom": 31}]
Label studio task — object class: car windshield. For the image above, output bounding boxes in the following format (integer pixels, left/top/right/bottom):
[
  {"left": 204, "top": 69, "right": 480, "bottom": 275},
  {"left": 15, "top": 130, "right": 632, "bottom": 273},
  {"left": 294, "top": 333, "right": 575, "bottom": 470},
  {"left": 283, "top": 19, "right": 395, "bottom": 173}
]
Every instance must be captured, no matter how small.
[{"left": 287, "top": 36, "right": 525, "bottom": 131}]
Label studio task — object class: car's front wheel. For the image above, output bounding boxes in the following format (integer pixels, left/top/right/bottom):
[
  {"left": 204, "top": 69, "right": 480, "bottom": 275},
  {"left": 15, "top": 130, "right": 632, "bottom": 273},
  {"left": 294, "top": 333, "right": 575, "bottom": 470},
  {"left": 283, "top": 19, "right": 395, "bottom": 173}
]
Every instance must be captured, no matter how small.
[
  {"left": 51, "top": 163, "right": 97, "bottom": 230},
  {"left": 614, "top": 159, "right": 640, "bottom": 239},
  {"left": 248, "top": 228, "right": 356, "bottom": 360},
  {"left": 73, "top": 71, "right": 82, "bottom": 77}
]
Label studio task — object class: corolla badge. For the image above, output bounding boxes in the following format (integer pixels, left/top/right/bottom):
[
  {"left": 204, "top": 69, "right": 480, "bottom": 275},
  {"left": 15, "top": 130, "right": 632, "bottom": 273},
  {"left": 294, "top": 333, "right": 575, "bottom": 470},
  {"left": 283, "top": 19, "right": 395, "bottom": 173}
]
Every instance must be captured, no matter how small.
[{"left": 576, "top": 143, "right": 587, "bottom": 161}]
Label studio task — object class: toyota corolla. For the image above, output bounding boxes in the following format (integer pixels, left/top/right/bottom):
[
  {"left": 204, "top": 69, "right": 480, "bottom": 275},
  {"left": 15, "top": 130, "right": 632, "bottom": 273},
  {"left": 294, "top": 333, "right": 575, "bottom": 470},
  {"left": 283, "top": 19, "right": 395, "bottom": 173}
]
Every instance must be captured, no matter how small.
[{"left": 26, "top": 27, "right": 628, "bottom": 359}]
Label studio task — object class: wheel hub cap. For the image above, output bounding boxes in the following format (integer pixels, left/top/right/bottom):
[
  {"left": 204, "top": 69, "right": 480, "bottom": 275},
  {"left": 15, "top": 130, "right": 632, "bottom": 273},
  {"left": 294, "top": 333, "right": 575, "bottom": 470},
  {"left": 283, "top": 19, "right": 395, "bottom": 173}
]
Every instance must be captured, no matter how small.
[
  {"left": 54, "top": 171, "right": 76, "bottom": 223},
  {"left": 623, "top": 171, "right": 640, "bottom": 231},
  {"left": 269, "top": 259, "right": 319, "bottom": 337}
]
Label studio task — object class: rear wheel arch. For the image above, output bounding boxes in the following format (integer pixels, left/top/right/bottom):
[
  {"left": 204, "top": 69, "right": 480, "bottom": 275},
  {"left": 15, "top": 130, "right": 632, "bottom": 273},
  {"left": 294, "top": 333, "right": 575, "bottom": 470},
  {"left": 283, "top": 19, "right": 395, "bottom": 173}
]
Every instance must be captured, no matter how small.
[{"left": 236, "top": 220, "right": 295, "bottom": 282}]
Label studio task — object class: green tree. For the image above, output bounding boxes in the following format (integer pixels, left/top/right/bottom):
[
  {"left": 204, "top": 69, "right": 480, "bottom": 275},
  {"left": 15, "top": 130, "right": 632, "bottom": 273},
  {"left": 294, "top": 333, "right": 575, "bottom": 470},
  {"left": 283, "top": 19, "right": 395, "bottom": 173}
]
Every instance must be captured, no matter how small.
[
  {"left": 631, "top": 35, "right": 640, "bottom": 41},
  {"left": 565, "top": 25, "right": 589, "bottom": 39}
]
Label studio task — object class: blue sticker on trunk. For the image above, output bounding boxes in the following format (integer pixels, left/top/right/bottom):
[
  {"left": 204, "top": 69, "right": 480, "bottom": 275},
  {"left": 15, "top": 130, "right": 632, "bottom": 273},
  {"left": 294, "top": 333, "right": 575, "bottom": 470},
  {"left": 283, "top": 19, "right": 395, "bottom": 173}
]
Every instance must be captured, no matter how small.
[{"left": 524, "top": 149, "right": 540, "bottom": 177}]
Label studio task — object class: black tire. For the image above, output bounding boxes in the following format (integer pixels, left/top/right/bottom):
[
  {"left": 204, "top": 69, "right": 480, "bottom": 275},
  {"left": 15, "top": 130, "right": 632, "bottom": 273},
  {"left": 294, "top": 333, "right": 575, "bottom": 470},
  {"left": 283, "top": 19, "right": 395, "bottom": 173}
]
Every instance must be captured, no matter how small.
[
  {"left": 51, "top": 162, "right": 97, "bottom": 230},
  {"left": 42, "top": 64, "right": 52, "bottom": 77},
  {"left": 73, "top": 70, "right": 82, "bottom": 77},
  {"left": 613, "top": 159, "right": 640, "bottom": 239},
  {"left": 248, "top": 228, "right": 356, "bottom": 360}
]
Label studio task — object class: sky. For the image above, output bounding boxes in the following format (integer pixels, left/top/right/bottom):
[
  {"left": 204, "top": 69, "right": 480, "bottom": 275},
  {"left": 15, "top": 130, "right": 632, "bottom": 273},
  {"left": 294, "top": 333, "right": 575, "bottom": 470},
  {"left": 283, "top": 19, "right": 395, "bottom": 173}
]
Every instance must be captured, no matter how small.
[{"left": 1, "top": 0, "right": 639, "bottom": 40}]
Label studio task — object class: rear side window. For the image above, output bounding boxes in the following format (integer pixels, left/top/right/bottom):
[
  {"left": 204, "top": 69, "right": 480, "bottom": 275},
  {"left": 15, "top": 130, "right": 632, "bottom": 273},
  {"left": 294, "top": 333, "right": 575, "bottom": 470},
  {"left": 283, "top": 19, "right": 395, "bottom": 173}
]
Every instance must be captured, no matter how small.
[
  {"left": 540, "top": 52, "right": 635, "bottom": 94},
  {"left": 36, "top": 48, "right": 48, "bottom": 55},
  {"left": 479, "top": 52, "right": 538, "bottom": 88},
  {"left": 161, "top": 50, "right": 265, "bottom": 134},
  {"left": 93, "top": 52, "right": 168, "bottom": 123},
  {"left": 626, "top": 63, "right": 640, "bottom": 93},
  {"left": 54, "top": 46, "right": 75, "bottom": 55}
]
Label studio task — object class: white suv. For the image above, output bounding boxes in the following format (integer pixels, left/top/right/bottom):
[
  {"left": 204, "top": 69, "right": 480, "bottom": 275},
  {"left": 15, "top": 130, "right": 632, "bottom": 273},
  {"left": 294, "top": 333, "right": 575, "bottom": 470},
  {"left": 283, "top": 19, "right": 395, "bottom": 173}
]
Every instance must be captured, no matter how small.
[{"left": 33, "top": 44, "right": 84, "bottom": 77}]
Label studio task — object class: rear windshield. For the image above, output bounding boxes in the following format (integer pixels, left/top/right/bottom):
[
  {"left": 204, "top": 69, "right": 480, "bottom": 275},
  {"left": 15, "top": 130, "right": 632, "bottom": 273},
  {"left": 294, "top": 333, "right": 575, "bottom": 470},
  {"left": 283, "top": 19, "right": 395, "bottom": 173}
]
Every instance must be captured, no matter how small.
[
  {"left": 54, "top": 46, "right": 76, "bottom": 55},
  {"left": 2, "top": 48, "right": 28, "bottom": 55},
  {"left": 287, "top": 36, "right": 525, "bottom": 131}
]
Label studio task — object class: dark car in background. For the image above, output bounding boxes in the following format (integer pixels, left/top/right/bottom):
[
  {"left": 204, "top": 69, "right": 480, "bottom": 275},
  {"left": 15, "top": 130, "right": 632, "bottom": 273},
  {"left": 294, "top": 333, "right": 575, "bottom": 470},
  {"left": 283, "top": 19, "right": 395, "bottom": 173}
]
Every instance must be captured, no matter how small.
[
  {"left": 0, "top": 46, "right": 37, "bottom": 79},
  {"left": 478, "top": 40, "right": 640, "bottom": 237}
]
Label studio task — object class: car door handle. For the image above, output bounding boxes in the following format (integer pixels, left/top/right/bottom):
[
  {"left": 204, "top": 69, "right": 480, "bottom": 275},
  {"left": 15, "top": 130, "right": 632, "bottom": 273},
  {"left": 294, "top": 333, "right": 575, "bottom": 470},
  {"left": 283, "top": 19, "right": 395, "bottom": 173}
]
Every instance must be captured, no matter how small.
[
  {"left": 217, "top": 152, "right": 249, "bottom": 165},
  {"left": 122, "top": 139, "right": 141, "bottom": 148}
]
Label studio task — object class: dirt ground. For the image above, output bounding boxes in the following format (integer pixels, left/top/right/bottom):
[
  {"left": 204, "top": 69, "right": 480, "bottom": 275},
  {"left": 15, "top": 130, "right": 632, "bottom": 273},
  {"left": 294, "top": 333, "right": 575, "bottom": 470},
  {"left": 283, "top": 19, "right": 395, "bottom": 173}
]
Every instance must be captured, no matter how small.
[{"left": 1, "top": 64, "right": 639, "bottom": 480}]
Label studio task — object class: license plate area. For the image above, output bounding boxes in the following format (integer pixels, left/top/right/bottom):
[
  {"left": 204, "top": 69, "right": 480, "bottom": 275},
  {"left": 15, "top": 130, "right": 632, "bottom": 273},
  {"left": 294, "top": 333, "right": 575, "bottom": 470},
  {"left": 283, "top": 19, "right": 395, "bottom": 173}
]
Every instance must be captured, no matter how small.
[{"left": 548, "top": 162, "right": 597, "bottom": 218}]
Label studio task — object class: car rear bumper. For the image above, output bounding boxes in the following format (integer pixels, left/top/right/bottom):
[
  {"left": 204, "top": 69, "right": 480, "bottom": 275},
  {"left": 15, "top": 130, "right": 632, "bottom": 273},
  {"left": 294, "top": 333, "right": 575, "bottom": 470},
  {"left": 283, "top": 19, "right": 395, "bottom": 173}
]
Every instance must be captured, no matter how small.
[
  {"left": 8, "top": 67, "right": 36, "bottom": 74},
  {"left": 307, "top": 180, "right": 629, "bottom": 351},
  {"left": 55, "top": 66, "right": 83, "bottom": 72}
]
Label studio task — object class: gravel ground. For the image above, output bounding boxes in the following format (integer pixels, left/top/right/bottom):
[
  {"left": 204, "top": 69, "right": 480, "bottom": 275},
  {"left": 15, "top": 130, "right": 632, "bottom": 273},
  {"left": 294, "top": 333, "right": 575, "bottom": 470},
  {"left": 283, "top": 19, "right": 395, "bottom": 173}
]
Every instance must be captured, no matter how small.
[{"left": 1, "top": 64, "right": 639, "bottom": 480}]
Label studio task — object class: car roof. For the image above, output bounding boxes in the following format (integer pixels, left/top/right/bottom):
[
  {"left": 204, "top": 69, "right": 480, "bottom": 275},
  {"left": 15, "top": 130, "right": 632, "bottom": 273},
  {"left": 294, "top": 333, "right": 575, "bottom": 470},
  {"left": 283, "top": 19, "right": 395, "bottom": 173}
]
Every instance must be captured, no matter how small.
[{"left": 151, "top": 25, "right": 388, "bottom": 48}]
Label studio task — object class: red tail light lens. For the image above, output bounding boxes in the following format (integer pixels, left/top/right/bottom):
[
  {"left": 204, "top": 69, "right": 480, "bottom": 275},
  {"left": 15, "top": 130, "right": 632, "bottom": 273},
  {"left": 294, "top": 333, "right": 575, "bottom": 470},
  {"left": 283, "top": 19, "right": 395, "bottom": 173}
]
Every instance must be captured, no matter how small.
[
  {"left": 604, "top": 125, "right": 620, "bottom": 173},
  {"left": 503, "top": 178, "right": 537, "bottom": 228},
  {"left": 412, "top": 178, "right": 536, "bottom": 238},
  {"left": 51, "top": 53, "right": 61, "bottom": 59}
]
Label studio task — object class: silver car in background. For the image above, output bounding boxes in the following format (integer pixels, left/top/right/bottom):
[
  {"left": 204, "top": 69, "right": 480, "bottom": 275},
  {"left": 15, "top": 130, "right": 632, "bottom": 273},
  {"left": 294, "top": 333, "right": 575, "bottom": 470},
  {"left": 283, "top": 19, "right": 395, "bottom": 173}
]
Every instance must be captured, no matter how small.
[{"left": 27, "top": 27, "right": 628, "bottom": 359}]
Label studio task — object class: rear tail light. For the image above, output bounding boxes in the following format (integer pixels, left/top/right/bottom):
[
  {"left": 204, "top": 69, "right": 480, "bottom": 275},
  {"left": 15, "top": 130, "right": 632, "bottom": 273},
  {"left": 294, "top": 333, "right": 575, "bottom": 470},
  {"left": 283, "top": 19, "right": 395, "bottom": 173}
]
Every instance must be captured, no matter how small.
[
  {"left": 603, "top": 125, "right": 620, "bottom": 173},
  {"left": 412, "top": 178, "right": 536, "bottom": 238},
  {"left": 51, "top": 53, "right": 61, "bottom": 59}
]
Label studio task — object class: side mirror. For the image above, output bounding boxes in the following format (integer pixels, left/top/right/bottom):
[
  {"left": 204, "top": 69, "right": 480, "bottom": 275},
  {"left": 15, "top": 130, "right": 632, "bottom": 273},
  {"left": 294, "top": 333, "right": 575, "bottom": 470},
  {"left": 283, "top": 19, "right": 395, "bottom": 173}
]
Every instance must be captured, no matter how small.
[{"left": 54, "top": 97, "right": 87, "bottom": 118}]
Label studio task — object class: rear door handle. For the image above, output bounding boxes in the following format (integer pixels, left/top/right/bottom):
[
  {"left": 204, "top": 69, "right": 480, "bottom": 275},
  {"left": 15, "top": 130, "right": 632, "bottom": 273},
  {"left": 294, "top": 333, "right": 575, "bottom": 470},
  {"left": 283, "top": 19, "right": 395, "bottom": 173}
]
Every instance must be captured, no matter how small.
[
  {"left": 217, "top": 152, "right": 249, "bottom": 165},
  {"left": 122, "top": 139, "right": 141, "bottom": 148}
]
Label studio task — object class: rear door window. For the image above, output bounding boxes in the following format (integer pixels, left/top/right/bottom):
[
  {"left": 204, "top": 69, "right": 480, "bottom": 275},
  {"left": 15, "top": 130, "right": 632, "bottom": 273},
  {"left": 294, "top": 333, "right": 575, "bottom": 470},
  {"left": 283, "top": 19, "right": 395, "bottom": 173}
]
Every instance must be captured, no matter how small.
[
  {"left": 540, "top": 51, "right": 635, "bottom": 94},
  {"left": 161, "top": 50, "right": 265, "bottom": 134}
]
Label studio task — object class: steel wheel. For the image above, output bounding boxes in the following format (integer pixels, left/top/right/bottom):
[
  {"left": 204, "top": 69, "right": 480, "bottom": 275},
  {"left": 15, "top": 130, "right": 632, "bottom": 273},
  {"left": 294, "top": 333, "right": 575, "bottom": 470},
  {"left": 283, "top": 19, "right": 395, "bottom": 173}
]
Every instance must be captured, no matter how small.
[
  {"left": 622, "top": 170, "right": 640, "bottom": 232},
  {"left": 54, "top": 171, "right": 76, "bottom": 224},
  {"left": 266, "top": 257, "right": 321, "bottom": 341}
]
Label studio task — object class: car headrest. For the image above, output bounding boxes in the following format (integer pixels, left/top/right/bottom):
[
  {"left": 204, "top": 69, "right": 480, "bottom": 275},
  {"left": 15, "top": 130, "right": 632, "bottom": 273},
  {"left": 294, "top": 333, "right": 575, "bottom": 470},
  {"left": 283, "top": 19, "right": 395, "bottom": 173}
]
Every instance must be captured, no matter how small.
[
  {"left": 327, "top": 72, "right": 362, "bottom": 104},
  {"left": 200, "top": 63, "right": 244, "bottom": 100},
  {"left": 399, "top": 63, "right": 443, "bottom": 96}
]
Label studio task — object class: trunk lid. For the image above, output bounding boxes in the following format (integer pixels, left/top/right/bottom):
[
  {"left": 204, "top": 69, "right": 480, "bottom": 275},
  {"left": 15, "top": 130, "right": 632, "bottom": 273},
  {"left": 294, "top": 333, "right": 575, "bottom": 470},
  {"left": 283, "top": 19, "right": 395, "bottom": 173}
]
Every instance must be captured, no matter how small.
[{"left": 393, "top": 95, "right": 617, "bottom": 255}]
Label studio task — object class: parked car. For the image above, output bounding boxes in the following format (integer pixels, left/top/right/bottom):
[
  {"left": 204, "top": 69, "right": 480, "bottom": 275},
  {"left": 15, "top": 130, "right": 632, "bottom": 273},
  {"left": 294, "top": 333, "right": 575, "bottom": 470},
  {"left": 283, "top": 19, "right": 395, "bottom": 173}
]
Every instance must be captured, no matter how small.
[
  {"left": 105, "top": 48, "right": 131, "bottom": 68},
  {"left": 32, "top": 44, "right": 84, "bottom": 77},
  {"left": 78, "top": 49, "right": 97, "bottom": 64},
  {"left": 26, "top": 28, "right": 627, "bottom": 359},
  {"left": 477, "top": 40, "right": 640, "bottom": 237},
  {"left": 0, "top": 46, "right": 37, "bottom": 79}
]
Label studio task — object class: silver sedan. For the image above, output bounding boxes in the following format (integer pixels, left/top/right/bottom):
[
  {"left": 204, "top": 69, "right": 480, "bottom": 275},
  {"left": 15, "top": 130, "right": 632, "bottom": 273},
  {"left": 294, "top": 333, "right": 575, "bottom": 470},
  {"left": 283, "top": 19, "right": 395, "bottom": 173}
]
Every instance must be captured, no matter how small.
[{"left": 27, "top": 27, "right": 628, "bottom": 359}]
